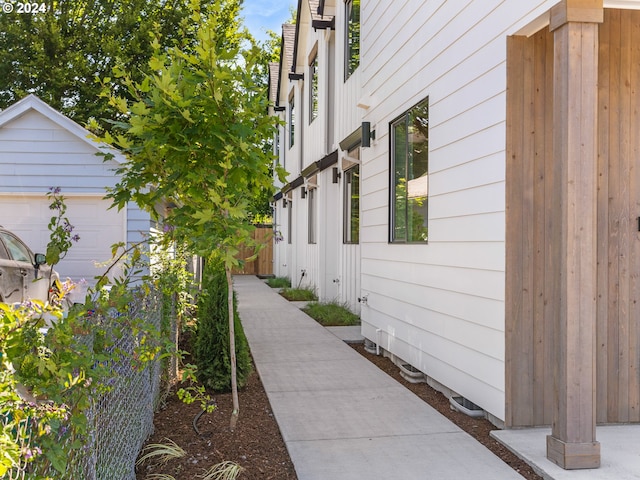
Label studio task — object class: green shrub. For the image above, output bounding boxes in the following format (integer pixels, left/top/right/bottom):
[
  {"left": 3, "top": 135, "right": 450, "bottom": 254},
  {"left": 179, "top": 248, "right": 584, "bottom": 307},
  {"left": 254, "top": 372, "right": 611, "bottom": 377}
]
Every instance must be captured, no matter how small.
[
  {"left": 194, "top": 256, "right": 251, "bottom": 392},
  {"left": 302, "top": 301, "right": 360, "bottom": 326},
  {"left": 266, "top": 276, "right": 291, "bottom": 288},
  {"left": 280, "top": 287, "right": 317, "bottom": 301}
]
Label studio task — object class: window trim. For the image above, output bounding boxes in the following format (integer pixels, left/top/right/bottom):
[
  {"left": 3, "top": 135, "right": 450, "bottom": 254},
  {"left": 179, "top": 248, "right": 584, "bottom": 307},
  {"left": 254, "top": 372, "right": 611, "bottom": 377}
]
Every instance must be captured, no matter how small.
[
  {"left": 344, "top": 0, "right": 360, "bottom": 81},
  {"left": 389, "top": 96, "right": 429, "bottom": 244},
  {"left": 288, "top": 90, "right": 295, "bottom": 149},
  {"left": 308, "top": 187, "right": 317, "bottom": 244},
  {"left": 343, "top": 146, "right": 360, "bottom": 244},
  {"left": 309, "top": 51, "right": 319, "bottom": 124},
  {"left": 287, "top": 198, "right": 293, "bottom": 244}
]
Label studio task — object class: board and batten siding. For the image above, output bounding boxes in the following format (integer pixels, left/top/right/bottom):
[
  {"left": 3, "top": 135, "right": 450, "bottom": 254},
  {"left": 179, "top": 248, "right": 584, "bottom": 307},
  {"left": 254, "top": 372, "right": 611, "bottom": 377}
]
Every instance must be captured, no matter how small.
[
  {"left": 358, "top": 0, "right": 556, "bottom": 421},
  {"left": 333, "top": 1, "right": 363, "bottom": 146},
  {"left": 319, "top": 168, "right": 341, "bottom": 301},
  {"left": 328, "top": 4, "right": 362, "bottom": 313},
  {"left": 302, "top": 27, "right": 329, "bottom": 166}
]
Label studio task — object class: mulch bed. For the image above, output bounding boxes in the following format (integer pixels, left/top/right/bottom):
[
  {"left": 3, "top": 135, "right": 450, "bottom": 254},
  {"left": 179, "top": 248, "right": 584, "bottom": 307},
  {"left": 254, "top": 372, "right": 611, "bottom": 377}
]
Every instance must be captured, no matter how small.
[{"left": 135, "top": 367, "right": 297, "bottom": 480}]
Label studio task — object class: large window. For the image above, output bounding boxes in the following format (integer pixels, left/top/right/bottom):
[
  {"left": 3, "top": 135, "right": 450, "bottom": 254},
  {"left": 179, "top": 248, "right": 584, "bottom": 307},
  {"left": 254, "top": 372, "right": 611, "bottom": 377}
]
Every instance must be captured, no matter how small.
[
  {"left": 287, "top": 199, "right": 293, "bottom": 244},
  {"left": 390, "top": 97, "right": 429, "bottom": 243},
  {"left": 308, "top": 187, "right": 317, "bottom": 244},
  {"left": 345, "top": 0, "right": 360, "bottom": 80},
  {"left": 343, "top": 146, "right": 360, "bottom": 244},
  {"left": 309, "top": 53, "right": 319, "bottom": 123},
  {"left": 289, "top": 93, "right": 295, "bottom": 148}
]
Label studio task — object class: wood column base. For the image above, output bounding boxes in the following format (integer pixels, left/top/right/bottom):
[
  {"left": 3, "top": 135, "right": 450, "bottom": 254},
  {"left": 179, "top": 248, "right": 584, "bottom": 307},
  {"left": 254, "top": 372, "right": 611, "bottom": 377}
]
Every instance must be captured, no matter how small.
[{"left": 546, "top": 435, "right": 600, "bottom": 469}]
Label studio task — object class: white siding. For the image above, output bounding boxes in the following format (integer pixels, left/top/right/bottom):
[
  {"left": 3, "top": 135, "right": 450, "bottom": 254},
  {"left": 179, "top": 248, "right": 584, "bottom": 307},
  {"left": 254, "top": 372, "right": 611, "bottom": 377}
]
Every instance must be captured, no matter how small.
[
  {"left": 318, "top": 169, "right": 340, "bottom": 301},
  {"left": 333, "top": 2, "right": 363, "bottom": 145},
  {"left": 0, "top": 98, "right": 150, "bottom": 282},
  {"left": 0, "top": 111, "right": 119, "bottom": 193},
  {"left": 358, "top": 0, "right": 558, "bottom": 421}
]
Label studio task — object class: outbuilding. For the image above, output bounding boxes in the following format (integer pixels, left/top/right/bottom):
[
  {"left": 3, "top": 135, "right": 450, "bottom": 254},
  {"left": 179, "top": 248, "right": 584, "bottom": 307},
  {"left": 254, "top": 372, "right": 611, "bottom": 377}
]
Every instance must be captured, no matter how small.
[{"left": 0, "top": 94, "right": 149, "bottom": 283}]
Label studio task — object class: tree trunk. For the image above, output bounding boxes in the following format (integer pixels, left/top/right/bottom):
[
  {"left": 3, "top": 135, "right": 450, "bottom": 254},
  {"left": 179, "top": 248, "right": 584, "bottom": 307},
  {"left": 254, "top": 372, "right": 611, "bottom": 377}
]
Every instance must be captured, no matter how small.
[{"left": 226, "top": 266, "right": 239, "bottom": 430}]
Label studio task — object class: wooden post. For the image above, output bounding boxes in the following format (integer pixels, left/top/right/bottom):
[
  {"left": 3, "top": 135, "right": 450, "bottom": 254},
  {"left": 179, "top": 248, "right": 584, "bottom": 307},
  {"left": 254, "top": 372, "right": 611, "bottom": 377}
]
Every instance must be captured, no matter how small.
[{"left": 546, "top": 0, "right": 603, "bottom": 470}]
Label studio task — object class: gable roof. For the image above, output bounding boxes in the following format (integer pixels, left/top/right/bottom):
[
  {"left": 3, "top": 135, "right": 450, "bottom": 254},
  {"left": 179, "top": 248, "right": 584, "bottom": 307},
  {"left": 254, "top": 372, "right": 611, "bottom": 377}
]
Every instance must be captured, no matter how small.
[
  {"left": 275, "top": 23, "right": 298, "bottom": 106},
  {"left": 282, "top": 23, "right": 297, "bottom": 73},
  {"left": 269, "top": 62, "right": 280, "bottom": 105},
  {"left": 291, "top": 0, "right": 335, "bottom": 73},
  {"left": 0, "top": 94, "right": 125, "bottom": 163}
]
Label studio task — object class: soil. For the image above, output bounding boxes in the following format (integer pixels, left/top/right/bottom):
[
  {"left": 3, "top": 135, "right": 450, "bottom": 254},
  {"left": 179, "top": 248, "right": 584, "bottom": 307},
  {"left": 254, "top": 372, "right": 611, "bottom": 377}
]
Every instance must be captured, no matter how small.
[
  {"left": 137, "top": 344, "right": 542, "bottom": 480},
  {"left": 135, "top": 367, "right": 298, "bottom": 480}
]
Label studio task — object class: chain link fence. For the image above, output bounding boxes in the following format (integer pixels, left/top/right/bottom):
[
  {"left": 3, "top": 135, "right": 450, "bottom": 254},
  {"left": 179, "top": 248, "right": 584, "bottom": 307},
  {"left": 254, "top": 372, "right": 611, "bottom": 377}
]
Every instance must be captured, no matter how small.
[{"left": 4, "top": 288, "right": 176, "bottom": 480}]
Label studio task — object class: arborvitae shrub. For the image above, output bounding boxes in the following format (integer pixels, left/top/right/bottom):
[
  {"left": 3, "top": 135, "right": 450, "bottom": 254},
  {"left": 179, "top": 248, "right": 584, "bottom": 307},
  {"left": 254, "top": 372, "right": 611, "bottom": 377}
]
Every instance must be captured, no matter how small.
[{"left": 194, "top": 255, "right": 251, "bottom": 392}]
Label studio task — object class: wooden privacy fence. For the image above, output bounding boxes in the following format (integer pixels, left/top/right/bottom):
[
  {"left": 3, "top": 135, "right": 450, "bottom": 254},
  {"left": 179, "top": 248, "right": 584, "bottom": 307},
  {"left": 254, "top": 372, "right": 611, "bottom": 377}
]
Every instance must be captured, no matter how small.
[{"left": 231, "top": 225, "right": 273, "bottom": 276}]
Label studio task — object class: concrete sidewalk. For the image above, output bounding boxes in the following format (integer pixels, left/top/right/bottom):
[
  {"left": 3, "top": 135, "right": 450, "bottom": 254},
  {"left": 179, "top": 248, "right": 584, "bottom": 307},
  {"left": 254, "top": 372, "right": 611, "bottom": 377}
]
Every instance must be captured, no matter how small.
[
  {"left": 492, "top": 427, "right": 640, "bottom": 480},
  {"left": 234, "top": 276, "right": 522, "bottom": 480}
]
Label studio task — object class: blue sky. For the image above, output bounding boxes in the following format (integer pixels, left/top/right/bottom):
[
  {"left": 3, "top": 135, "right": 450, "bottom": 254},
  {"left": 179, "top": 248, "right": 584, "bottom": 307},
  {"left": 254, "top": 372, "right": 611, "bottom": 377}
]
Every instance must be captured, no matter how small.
[{"left": 240, "top": 0, "right": 296, "bottom": 44}]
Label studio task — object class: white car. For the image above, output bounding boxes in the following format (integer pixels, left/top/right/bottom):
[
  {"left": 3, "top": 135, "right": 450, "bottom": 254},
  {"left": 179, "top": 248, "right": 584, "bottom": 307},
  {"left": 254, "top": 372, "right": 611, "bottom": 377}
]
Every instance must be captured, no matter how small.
[{"left": 0, "top": 226, "right": 61, "bottom": 305}]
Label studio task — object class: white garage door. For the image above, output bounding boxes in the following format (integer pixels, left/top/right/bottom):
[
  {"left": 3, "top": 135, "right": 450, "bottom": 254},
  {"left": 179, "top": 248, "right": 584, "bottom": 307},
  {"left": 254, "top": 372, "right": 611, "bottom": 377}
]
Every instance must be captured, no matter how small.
[{"left": 1, "top": 195, "right": 125, "bottom": 283}]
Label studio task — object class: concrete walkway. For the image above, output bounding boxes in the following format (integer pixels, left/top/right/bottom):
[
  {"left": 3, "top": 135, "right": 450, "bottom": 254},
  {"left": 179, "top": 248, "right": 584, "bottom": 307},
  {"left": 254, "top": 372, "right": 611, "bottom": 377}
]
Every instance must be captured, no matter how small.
[{"left": 234, "top": 276, "right": 522, "bottom": 480}]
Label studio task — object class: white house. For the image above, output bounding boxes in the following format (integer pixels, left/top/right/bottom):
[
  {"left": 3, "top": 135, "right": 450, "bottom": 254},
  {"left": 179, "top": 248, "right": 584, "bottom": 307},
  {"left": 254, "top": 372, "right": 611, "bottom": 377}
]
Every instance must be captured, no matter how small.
[
  {"left": 272, "top": 0, "right": 640, "bottom": 470},
  {"left": 271, "top": 0, "right": 362, "bottom": 313},
  {"left": 0, "top": 94, "right": 150, "bottom": 284}
]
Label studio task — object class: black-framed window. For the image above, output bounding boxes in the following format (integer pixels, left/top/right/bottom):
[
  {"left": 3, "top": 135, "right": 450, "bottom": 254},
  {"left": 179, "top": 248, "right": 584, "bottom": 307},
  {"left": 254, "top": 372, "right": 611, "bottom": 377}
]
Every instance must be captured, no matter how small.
[
  {"left": 390, "top": 97, "right": 429, "bottom": 243},
  {"left": 289, "top": 93, "right": 295, "bottom": 148},
  {"left": 309, "top": 53, "right": 319, "bottom": 123},
  {"left": 343, "top": 146, "right": 360, "bottom": 244},
  {"left": 308, "top": 188, "right": 317, "bottom": 244},
  {"left": 345, "top": 0, "right": 360, "bottom": 80},
  {"left": 287, "top": 199, "right": 293, "bottom": 244}
]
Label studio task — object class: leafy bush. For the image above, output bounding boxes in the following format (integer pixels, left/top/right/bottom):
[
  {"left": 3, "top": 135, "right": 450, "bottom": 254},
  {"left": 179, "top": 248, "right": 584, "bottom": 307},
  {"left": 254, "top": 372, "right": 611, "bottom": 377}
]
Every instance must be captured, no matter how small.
[
  {"left": 194, "top": 256, "right": 251, "bottom": 392},
  {"left": 302, "top": 301, "right": 360, "bottom": 326},
  {"left": 265, "top": 276, "right": 291, "bottom": 288},
  {"left": 279, "top": 287, "right": 317, "bottom": 301}
]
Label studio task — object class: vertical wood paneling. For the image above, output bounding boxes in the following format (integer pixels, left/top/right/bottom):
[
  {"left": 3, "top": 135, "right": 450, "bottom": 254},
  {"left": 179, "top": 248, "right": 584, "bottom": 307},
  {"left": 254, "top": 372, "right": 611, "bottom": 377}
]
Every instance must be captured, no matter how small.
[
  {"left": 629, "top": 13, "right": 640, "bottom": 422},
  {"left": 533, "top": 29, "right": 555, "bottom": 424},
  {"left": 606, "top": 9, "right": 622, "bottom": 422},
  {"left": 617, "top": 9, "right": 631, "bottom": 424},
  {"left": 597, "top": 8, "right": 640, "bottom": 424},
  {"left": 505, "top": 35, "right": 527, "bottom": 426},
  {"left": 507, "top": 9, "right": 640, "bottom": 428},
  {"left": 542, "top": 29, "right": 558, "bottom": 426},
  {"left": 505, "top": 28, "right": 555, "bottom": 427},
  {"left": 232, "top": 227, "right": 274, "bottom": 276},
  {"left": 596, "top": 10, "right": 611, "bottom": 424}
]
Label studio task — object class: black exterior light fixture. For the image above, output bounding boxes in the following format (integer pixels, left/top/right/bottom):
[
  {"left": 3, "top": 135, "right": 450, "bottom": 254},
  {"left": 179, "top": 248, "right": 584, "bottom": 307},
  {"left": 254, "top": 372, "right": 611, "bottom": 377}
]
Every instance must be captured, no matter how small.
[
  {"left": 332, "top": 167, "right": 341, "bottom": 183},
  {"left": 362, "top": 121, "right": 376, "bottom": 148},
  {"left": 301, "top": 187, "right": 307, "bottom": 199}
]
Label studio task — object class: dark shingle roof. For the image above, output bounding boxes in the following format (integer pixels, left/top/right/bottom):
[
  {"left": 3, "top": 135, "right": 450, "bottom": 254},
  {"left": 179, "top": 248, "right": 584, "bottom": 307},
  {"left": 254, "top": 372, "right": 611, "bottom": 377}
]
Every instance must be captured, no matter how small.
[
  {"left": 282, "top": 23, "right": 296, "bottom": 73},
  {"left": 268, "top": 62, "right": 279, "bottom": 104}
]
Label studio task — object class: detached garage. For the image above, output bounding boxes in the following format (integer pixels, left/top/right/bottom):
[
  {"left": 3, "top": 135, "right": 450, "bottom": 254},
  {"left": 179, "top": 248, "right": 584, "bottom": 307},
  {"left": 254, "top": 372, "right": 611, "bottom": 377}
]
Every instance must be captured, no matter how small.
[{"left": 0, "top": 95, "right": 149, "bottom": 283}]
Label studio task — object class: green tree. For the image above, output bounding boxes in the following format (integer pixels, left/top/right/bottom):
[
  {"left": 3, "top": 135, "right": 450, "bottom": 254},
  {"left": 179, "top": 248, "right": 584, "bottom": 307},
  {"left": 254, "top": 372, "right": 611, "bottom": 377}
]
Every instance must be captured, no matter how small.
[
  {"left": 195, "top": 255, "right": 251, "bottom": 392},
  {"left": 95, "top": 0, "right": 285, "bottom": 428},
  {"left": 0, "top": 0, "right": 216, "bottom": 129}
]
